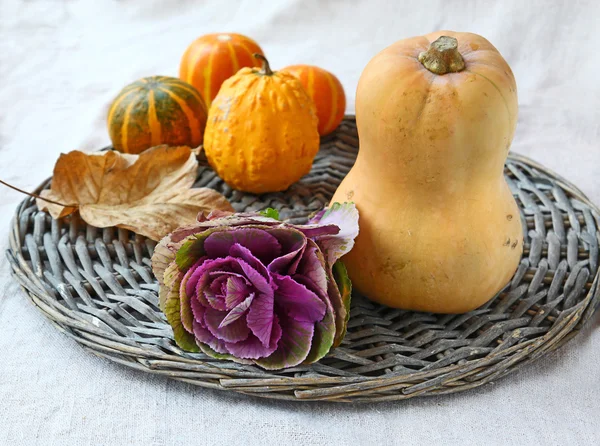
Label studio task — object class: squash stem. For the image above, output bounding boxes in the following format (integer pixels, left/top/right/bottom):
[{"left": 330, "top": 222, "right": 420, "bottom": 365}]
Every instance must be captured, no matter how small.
[
  {"left": 418, "top": 36, "right": 465, "bottom": 75},
  {"left": 254, "top": 53, "right": 274, "bottom": 76}
]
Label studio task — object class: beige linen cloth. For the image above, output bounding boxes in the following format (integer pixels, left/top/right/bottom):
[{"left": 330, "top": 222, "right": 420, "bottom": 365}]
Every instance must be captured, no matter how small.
[{"left": 0, "top": 1, "right": 598, "bottom": 445}]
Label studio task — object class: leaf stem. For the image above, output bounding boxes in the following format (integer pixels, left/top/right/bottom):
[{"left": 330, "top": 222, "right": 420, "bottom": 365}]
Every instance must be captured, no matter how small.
[{"left": 0, "top": 179, "right": 77, "bottom": 208}]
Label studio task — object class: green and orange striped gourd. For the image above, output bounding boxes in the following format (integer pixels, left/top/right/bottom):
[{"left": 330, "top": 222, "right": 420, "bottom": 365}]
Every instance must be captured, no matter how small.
[{"left": 107, "top": 76, "right": 208, "bottom": 154}]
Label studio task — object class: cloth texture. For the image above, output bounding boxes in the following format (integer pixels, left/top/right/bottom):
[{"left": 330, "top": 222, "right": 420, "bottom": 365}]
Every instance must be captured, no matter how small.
[{"left": 0, "top": 1, "right": 598, "bottom": 445}]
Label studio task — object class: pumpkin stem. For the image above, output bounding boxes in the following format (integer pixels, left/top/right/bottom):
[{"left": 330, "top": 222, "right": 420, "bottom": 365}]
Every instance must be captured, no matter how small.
[
  {"left": 254, "top": 53, "right": 274, "bottom": 76},
  {"left": 418, "top": 36, "right": 465, "bottom": 75}
]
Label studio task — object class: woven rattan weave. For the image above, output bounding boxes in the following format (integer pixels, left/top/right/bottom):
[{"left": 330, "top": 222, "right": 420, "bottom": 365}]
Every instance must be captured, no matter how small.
[{"left": 7, "top": 117, "right": 599, "bottom": 402}]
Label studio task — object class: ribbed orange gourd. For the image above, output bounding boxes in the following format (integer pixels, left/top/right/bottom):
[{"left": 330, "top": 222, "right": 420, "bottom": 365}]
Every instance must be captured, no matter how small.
[
  {"left": 331, "top": 31, "right": 522, "bottom": 313},
  {"left": 107, "top": 76, "right": 207, "bottom": 154},
  {"left": 179, "top": 33, "right": 264, "bottom": 107},
  {"left": 204, "top": 55, "right": 319, "bottom": 194},
  {"left": 281, "top": 65, "right": 346, "bottom": 135}
]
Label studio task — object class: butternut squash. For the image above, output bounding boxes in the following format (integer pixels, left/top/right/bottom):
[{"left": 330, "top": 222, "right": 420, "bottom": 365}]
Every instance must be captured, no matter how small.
[{"left": 331, "top": 31, "right": 522, "bottom": 313}]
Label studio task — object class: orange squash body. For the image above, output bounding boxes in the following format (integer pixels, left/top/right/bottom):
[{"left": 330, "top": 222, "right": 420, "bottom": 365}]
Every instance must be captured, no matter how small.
[
  {"left": 180, "top": 33, "right": 264, "bottom": 107},
  {"left": 282, "top": 65, "right": 346, "bottom": 135},
  {"left": 204, "top": 63, "right": 319, "bottom": 194},
  {"left": 331, "top": 31, "right": 522, "bottom": 313}
]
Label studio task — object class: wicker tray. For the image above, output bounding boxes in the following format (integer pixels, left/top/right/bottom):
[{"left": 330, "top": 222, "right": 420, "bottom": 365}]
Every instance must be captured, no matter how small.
[{"left": 7, "top": 117, "right": 599, "bottom": 403}]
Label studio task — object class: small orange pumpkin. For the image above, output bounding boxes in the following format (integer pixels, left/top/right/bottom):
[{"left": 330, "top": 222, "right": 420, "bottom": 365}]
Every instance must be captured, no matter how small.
[
  {"left": 107, "top": 76, "right": 207, "bottom": 154},
  {"left": 281, "top": 65, "right": 346, "bottom": 135},
  {"left": 204, "top": 55, "right": 319, "bottom": 194},
  {"left": 179, "top": 33, "right": 264, "bottom": 107}
]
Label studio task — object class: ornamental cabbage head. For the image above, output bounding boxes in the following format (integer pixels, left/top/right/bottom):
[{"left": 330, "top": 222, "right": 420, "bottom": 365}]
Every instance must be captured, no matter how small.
[{"left": 151, "top": 203, "right": 359, "bottom": 370}]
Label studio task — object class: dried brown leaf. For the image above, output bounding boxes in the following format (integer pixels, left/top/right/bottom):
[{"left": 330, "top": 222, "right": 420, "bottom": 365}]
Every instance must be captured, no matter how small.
[{"left": 37, "top": 145, "right": 233, "bottom": 241}]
